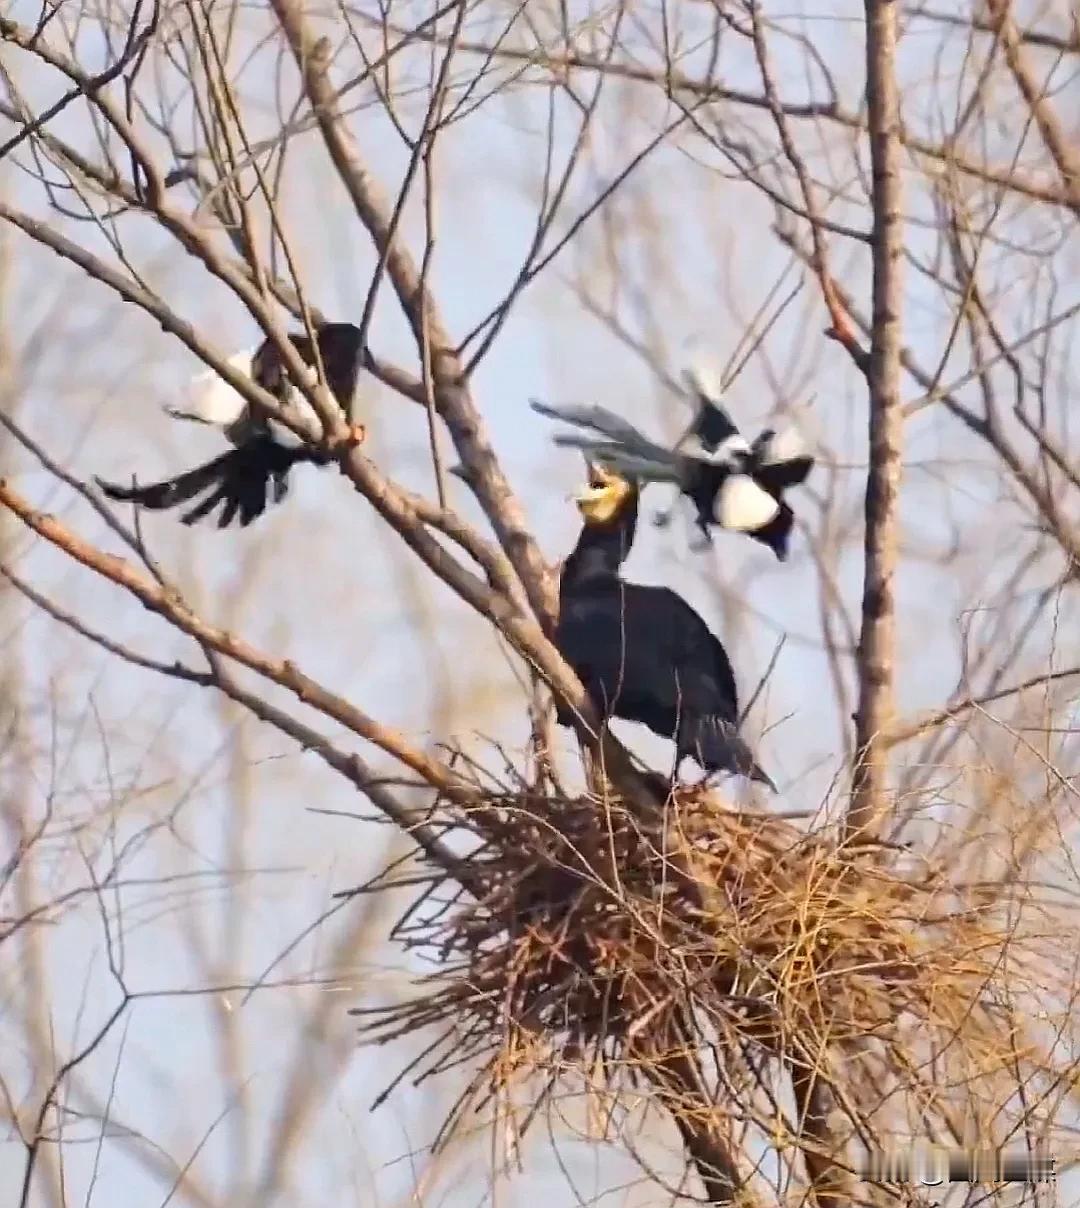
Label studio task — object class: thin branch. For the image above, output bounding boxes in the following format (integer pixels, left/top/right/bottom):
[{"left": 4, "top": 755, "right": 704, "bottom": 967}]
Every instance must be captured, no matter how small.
[
  {"left": 268, "top": 0, "right": 558, "bottom": 627},
  {"left": 345, "top": 29, "right": 1080, "bottom": 217},
  {"left": 886, "top": 664, "right": 1080, "bottom": 748},
  {"left": 905, "top": 5, "right": 1080, "bottom": 55},
  {"left": 982, "top": 0, "right": 1080, "bottom": 205},
  {"left": 0, "top": 564, "right": 210, "bottom": 685},
  {"left": 0, "top": 477, "right": 478, "bottom": 804}
]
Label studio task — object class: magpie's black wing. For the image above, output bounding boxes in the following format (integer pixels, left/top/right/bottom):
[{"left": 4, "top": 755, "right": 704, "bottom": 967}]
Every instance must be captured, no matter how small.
[
  {"left": 686, "top": 396, "right": 743, "bottom": 454},
  {"left": 754, "top": 457, "right": 814, "bottom": 494},
  {"left": 747, "top": 502, "right": 795, "bottom": 561},
  {"left": 96, "top": 448, "right": 240, "bottom": 511},
  {"left": 313, "top": 323, "right": 364, "bottom": 409},
  {"left": 97, "top": 437, "right": 310, "bottom": 530},
  {"left": 252, "top": 323, "right": 363, "bottom": 413},
  {"left": 749, "top": 428, "right": 815, "bottom": 493}
]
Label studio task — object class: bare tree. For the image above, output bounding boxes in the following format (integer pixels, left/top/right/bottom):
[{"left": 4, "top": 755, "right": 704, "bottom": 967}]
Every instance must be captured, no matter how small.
[{"left": 1, "top": 1, "right": 1079, "bottom": 1205}]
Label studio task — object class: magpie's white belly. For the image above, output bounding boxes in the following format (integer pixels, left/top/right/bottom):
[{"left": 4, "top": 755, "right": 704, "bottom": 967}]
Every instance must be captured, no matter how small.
[{"left": 714, "top": 474, "right": 780, "bottom": 531}]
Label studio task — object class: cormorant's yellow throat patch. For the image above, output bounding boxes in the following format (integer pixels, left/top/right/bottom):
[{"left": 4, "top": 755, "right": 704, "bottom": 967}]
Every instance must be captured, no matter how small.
[{"left": 572, "top": 464, "right": 633, "bottom": 524}]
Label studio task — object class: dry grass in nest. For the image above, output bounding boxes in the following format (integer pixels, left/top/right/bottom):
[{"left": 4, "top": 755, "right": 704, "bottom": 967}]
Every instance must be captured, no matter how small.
[{"left": 353, "top": 763, "right": 1076, "bottom": 1181}]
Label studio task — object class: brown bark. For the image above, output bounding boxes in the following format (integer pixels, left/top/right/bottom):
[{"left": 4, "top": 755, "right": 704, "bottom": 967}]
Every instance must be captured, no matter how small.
[{"left": 848, "top": 0, "right": 906, "bottom": 841}]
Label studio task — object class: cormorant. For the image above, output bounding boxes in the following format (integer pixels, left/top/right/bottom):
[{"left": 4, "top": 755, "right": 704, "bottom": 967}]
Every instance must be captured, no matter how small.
[
  {"left": 531, "top": 366, "right": 814, "bottom": 560},
  {"left": 95, "top": 322, "right": 366, "bottom": 529},
  {"left": 556, "top": 463, "right": 776, "bottom": 790}
]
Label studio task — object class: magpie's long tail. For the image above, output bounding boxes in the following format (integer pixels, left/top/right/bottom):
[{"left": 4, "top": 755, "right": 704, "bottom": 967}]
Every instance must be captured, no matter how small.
[
  {"left": 679, "top": 713, "right": 776, "bottom": 792},
  {"left": 95, "top": 436, "right": 322, "bottom": 529},
  {"left": 531, "top": 402, "right": 690, "bottom": 489},
  {"left": 530, "top": 399, "right": 653, "bottom": 447},
  {"left": 530, "top": 399, "right": 683, "bottom": 470},
  {"left": 551, "top": 435, "right": 687, "bottom": 482}
]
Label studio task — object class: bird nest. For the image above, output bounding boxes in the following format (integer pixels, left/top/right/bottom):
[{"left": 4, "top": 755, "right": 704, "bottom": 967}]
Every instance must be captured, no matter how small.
[{"left": 354, "top": 769, "right": 1057, "bottom": 1168}]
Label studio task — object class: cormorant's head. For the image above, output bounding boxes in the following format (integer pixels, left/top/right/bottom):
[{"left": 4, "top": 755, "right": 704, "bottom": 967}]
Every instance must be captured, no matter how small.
[{"left": 572, "top": 463, "right": 636, "bottom": 525}]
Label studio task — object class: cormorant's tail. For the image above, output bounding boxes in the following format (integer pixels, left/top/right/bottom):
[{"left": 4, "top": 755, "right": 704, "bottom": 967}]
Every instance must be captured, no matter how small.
[
  {"left": 680, "top": 713, "right": 776, "bottom": 792},
  {"left": 96, "top": 436, "right": 318, "bottom": 529}
]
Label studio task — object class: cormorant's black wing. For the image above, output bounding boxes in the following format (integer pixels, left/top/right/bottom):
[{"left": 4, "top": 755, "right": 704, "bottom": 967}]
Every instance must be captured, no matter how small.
[
  {"left": 555, "top": 580, "right": 773, "bottom": 786},
  {"left": 598, "top": 584, "right": 740, "bottom": 725},
  {"left": 655, "top": 588, "right": 776, "bottom": 787},
  {"left": 658, "top": 587, "right": 740, "bottom": 720},
  {"left": 677, "top": 713, "right": 776, "bottom": 789},
  {"left": 617, "top": 586, "right": 772, "bottom": 784},
  {"left": 556, "top": 583, "right": 679, "bottom": 736}
]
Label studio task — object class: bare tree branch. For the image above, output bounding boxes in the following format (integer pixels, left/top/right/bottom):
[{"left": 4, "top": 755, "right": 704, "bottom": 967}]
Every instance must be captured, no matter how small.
[
  {"left": 267, "top": 0, "right": 558, "bottom": 627},
  {"left": 848, "top": 0, "right": 905, "bottom": 841}
]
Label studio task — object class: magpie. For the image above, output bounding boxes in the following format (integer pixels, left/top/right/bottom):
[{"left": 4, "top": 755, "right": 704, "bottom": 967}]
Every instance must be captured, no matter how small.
[
  {"left": 95, "top": 322, "right": 365, "bottom": 529},
  {"left": 530, "top": 363, "right": 814, "bottom": 560}
]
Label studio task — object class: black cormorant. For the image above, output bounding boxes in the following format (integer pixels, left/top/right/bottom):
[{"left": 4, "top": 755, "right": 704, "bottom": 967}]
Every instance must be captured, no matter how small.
[
  {"left": 556, "top": 463, "right": 776, "bottom": 790},
  {"left": 95, "top": 322, "right": 365, "bottom": 529},
  {"left": 531, "top": 365, "right": 814, "bottom": 560}
]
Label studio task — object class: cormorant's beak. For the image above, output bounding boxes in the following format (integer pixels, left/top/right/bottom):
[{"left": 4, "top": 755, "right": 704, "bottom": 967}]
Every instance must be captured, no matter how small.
[
  {"left": 571, "top": 463, "right": 633, "bottom": 522},
  {"left": 569, "top": 458, "right": 613, "bottom": 506},
  {"left": 569, "top": 484, "right": 610, "bottom": 506}
]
